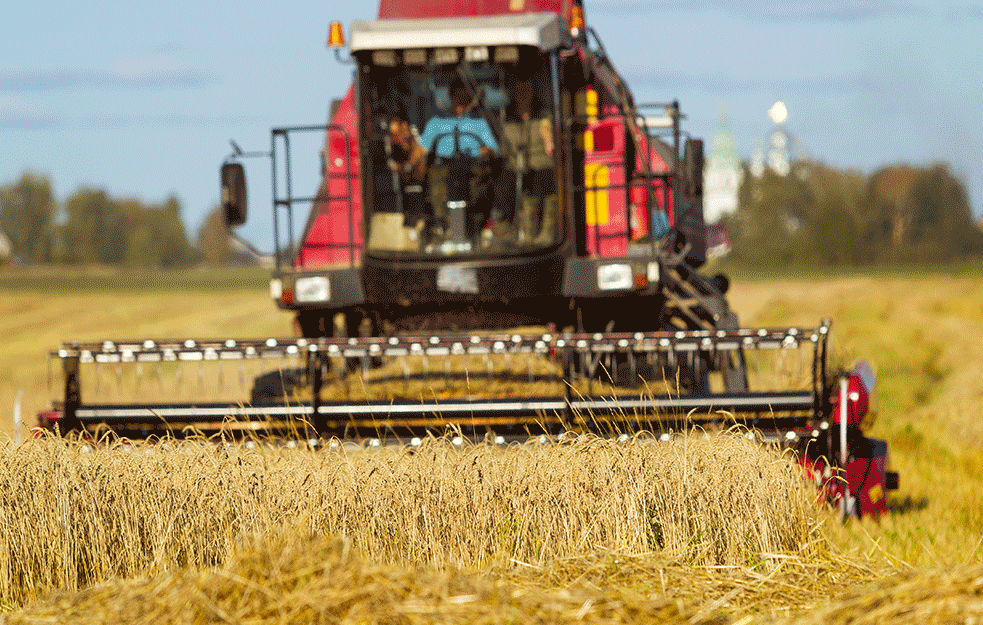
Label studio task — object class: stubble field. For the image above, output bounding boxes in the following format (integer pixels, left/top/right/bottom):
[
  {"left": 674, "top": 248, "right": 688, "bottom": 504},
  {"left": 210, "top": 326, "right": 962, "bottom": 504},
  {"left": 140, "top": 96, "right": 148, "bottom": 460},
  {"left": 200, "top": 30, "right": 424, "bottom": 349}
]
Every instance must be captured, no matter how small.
[{"left": 0, "top": 265, "right": 981, "bottom": 623}]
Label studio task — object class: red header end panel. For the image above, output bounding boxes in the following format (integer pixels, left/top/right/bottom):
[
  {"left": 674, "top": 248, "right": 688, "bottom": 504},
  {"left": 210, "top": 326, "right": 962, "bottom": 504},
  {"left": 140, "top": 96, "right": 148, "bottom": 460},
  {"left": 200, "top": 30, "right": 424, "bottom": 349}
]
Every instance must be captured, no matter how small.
[
  {"left": 296, "top": 86, "right": 362, "bottom": 269},
  {"left": 378, "top": 0, "right": 565, "bottom": 18},
  {"left": 847, "top": 442, "right": 890, "bottom": 517}
]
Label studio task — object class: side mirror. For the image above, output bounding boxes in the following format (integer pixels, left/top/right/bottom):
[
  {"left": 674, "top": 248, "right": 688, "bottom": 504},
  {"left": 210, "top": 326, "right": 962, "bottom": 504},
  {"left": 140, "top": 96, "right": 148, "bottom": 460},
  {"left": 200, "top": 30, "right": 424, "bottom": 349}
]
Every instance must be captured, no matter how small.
[
  {"left": 683, "top": 138, "right": 704, "bottom": 196},
  {"left": 221, "top": 162, "right": 247, "bottom": 227}
]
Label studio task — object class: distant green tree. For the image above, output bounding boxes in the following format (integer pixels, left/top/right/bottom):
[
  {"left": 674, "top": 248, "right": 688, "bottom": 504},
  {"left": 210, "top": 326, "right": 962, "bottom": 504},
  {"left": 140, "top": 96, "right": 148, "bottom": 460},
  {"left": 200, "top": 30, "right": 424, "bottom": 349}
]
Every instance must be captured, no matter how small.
[
  {"left": 196, "top": 206, "right": 235, "bottom": 267},
  {"left": 121, "top": 195, "right": 195, "bottom": 267},
  {"left": 61, "top": 188, "right": 125, "bottom": 264},
  {"left": 157, "top": 196, "right": 196, "bottom": 267},
  {"left": 60, "top": 188, "right": 195, "bottom": 267},
  {"left": 0, "top": 172, "right": 56, "bottom": 263},
  {"left": 864, "top": 164, "right": 920, "bottom": 257},
  {"left": 732, "top": 160, "right": 981, "bottom": 267},
  {"left": 907, "top": 164, "right": 981, "bottom": 259},
  {"left": 118, "top": 198, "right": 161, "bottom": 267},
  {"left": 802, "top": 162, "right": 869, "bottom": 265},
  {"left": 730, "top": 165, "right": 814, "bottom": 266},
  {"left": 864, "top": 163, "right": 981, "bottom": 261}
]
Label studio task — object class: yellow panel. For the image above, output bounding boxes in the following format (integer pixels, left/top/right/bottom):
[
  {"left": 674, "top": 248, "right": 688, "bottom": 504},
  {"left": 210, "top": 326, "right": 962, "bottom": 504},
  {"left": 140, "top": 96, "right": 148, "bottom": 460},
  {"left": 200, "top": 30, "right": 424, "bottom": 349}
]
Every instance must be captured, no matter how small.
[
  {"left": 585, "top": 164, "right": 609, "bottom": 226},
  {"left": 580, "top": 129, "right": 594, "bottom": 151},
  {"left": 575, "top": 90, "right": 587, "bottom": 116},
  {"left": 577, "top": 88, "right": 599, "bottom": 126}
]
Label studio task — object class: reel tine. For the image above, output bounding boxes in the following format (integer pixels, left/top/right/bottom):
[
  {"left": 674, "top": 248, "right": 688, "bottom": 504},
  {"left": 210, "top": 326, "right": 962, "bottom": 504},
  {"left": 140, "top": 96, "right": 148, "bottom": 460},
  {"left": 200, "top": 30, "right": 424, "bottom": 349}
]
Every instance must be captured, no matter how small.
[
  {"left": 629, "top": 349, "right": 637, "bottom": 387},
  {"left": 135, "top": 361, "right": 142, "bottom": 395}
]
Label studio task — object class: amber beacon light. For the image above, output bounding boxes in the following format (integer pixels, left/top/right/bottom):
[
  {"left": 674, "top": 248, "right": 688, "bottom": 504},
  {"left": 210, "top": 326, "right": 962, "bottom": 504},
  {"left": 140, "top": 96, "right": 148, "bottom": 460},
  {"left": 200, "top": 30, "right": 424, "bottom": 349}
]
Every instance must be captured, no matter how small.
[
  {"left": 568, "top": 5, "right": 585, "bottom": 37},
  {"left": 327, "top": 21, "right": 345, "bottom": 47}
]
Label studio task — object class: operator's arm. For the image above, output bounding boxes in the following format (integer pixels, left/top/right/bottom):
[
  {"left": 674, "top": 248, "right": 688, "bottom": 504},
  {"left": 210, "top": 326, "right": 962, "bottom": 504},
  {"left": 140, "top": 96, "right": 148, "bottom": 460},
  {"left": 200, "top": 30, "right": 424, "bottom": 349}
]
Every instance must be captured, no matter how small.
[
  {"left": 475, "top": 118, "right": 499, "bottom": 154},
  {"left": 539, "top": 118, "right": 554, "bottom": 157},
  {"left": 419, "top": 118, "right": 445, "bottom": 156},
  {"left": 406, "top": 141, "right": 428, "bottom": 183}
]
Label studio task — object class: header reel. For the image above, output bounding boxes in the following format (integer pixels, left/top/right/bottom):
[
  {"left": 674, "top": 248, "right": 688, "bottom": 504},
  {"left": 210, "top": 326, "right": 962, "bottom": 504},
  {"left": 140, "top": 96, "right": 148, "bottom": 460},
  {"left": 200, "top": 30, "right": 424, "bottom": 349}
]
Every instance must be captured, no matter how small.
[{"left": 42, "top": 322, "right": 831, "bottom": 442}]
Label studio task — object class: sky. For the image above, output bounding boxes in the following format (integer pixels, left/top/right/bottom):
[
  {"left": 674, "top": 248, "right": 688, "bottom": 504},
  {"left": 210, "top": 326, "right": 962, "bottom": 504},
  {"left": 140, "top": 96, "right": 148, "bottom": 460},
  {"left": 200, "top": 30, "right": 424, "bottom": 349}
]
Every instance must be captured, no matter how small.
[{"left": 2, "top": 0, "right": 982, "bottom": 249}]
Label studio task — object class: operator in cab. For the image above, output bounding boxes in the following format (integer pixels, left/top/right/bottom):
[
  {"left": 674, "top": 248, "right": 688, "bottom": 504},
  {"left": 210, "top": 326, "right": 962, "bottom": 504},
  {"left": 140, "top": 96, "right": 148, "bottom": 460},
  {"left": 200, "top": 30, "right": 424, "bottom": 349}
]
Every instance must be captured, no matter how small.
[
  {"left": 499, "top": 77, "right": 557, "bottom": 246},
  {"left": 386, "top": 110, "right": 428, "bottom": 228},
  {"left": 419, "top": 77, "right": 498, "bottom": 161},
  {"left": 419, "top": 78, "right": 499, "bottom": 242}
]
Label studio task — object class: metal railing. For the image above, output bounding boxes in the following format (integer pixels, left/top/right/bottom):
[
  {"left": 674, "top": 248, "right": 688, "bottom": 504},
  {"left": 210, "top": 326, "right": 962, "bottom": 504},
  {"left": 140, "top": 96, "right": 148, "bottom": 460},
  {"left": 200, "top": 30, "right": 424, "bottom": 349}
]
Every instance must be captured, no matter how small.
[{"left": 272, "top": 124, "right": 359, "bottom": 270}]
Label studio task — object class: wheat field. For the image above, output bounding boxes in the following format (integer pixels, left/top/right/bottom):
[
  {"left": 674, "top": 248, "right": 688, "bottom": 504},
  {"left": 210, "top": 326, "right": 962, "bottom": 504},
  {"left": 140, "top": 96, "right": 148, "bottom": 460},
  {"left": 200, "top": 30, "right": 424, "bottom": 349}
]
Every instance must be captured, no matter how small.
[
  {"left": 1, "top": 267, "right": 982, "bottom": 623},
  {"left": 0, "top": 433, "right": 827, "bottom": 611}
]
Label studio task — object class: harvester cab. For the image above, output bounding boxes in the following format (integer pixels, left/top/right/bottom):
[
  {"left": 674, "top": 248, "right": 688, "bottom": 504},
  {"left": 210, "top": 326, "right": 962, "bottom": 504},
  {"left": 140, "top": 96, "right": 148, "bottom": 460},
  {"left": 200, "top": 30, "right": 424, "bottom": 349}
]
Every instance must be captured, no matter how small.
[
  {"left": 39, "top": 0, "right": 898, "bottom": 518},
  {"left": 222, "top": 11, "right": 726, "bottom": 346}
]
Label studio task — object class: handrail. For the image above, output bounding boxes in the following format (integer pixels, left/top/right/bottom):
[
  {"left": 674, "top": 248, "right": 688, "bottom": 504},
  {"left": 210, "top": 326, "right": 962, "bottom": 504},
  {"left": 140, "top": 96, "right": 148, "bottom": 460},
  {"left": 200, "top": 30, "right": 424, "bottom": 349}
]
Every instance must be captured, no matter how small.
[{"left": 272, "top": 124, "right": 360, "bottom": 270}]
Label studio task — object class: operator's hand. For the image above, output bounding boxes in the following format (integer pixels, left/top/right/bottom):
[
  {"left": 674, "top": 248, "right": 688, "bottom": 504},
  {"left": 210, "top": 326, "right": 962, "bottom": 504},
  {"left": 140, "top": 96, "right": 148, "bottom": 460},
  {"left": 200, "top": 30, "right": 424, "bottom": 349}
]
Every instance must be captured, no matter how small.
[{"left": 391, "top": 118, "right": 425, "bottom": 154}]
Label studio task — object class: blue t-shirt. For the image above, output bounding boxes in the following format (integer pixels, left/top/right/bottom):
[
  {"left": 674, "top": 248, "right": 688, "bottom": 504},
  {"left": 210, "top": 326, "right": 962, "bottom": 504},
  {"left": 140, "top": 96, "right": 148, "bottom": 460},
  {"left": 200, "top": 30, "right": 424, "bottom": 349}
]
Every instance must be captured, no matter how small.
[{"left": 419, "top": 116, "right": 498, "bottom": 158}]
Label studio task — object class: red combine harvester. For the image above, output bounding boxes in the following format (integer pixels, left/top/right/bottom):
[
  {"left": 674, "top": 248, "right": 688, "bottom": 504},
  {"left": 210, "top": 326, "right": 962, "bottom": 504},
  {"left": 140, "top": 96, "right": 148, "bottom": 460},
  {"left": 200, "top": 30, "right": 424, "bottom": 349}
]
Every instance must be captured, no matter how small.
[{"left": 39, "top": 0, "right": 897, "bottom": 517}]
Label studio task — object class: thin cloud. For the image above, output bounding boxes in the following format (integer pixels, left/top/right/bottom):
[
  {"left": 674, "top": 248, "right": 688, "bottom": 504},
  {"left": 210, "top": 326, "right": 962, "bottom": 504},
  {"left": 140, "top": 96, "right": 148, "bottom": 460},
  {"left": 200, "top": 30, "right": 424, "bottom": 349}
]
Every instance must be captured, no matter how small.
[
  {"left": 0, "top": 94, "right": 60, "bottom": 128},
  {"left": 589, "top": 0, "right": 922, "bottom": 20},
  {"left": 751, "top": 0, "right": 925, "bottom": 21},
  {"left": 586, "top": 0, "right": 666, "bottom": 15},
  {"left": 946, "top": 3, "right": 983, "bottom": 18},
  {"left": 111, "top": 55, "right": 197, "bottom": 82},
  {"left": 0, "top": 55, "right": 212, "bottom": 92},
  {"left": 621, "top": 66, "right": 880, "bottom": 94},
  {"left": 72, "top": 113, "right": 259, "bottom": 129},
  {"left": 0, "top": 96, "right": 255, "bottom": 130}
]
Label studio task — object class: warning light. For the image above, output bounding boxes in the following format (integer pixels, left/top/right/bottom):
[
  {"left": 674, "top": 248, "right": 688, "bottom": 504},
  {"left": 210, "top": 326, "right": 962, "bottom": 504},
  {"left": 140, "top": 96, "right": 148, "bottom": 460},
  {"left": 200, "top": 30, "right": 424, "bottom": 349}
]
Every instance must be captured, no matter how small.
[
  {"left": 327, "top": 21, "right": 345, "bottom": 48},
  {"left": 568, "top": 5, "right": 585, "bottom": 37}
]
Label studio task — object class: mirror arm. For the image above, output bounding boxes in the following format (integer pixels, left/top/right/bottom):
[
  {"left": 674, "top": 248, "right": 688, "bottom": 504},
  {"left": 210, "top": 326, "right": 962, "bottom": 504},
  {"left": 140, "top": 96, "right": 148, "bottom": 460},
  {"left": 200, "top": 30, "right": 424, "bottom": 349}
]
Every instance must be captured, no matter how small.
[
  {"left": 333, "top": 48, "right": 354, "bottom": 65},
  {"left": 227, "top": 229, "right": 274, "bottom": 266}
]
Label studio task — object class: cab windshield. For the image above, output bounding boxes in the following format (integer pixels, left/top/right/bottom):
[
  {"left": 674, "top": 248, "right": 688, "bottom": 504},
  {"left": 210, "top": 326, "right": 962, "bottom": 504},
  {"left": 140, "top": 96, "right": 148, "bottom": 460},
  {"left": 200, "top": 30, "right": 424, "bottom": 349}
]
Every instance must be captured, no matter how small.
[{"left": 360, "top": 49, "right": 559, "bottom": 257}]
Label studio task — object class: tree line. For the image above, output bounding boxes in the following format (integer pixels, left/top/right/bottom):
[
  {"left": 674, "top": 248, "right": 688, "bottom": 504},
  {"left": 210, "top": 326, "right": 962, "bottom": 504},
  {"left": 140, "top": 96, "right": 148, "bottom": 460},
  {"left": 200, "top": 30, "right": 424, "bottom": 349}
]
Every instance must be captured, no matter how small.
[
  {"left": 725, "top": 161, "right": 983, "bottom": 266},
  {"left": 0, "top": 172, "right": 236, "bottom": 267},
  {"left": 3, "top": 163, "right": 980, "bottom": 269}
]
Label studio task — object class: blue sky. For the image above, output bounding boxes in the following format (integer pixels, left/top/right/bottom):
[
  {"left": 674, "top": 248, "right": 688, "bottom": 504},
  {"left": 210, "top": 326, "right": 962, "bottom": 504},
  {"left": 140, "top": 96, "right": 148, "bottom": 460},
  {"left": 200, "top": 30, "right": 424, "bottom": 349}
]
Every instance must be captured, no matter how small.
[{"left": 2, "top": 1, "right": 981, "bottom": 248}]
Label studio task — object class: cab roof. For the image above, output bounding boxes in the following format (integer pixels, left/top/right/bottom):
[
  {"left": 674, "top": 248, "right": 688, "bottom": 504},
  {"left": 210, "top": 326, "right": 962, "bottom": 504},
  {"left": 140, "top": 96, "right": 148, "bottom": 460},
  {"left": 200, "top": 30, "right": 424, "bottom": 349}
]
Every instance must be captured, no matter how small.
[{"left": 350, "top": 12, "right": 568, "bottom": 52}]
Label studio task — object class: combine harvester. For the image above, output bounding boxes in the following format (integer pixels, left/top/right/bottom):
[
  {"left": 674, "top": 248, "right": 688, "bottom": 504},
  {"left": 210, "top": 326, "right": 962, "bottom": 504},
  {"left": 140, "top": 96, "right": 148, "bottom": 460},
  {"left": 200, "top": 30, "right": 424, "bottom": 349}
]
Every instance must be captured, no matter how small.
[{"left": 38, "top": 0, "right": 897, "bottom": 516}]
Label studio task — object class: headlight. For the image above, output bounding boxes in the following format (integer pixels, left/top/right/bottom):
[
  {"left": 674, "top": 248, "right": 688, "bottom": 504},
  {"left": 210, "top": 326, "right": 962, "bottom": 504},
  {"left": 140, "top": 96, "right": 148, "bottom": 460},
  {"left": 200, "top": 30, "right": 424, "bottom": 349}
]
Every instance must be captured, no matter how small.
[
  {"left": 597, "top": 263, "right": 632, "bottom": 291},
  {"left": 294, "top": 276, "right": 331, "bottom": 303},
  {"left": 647, "top": 261, "right": 660, "bottom": 283},
  {"left": 269, "top": 278, "right": 283, "bottom": 300}
]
